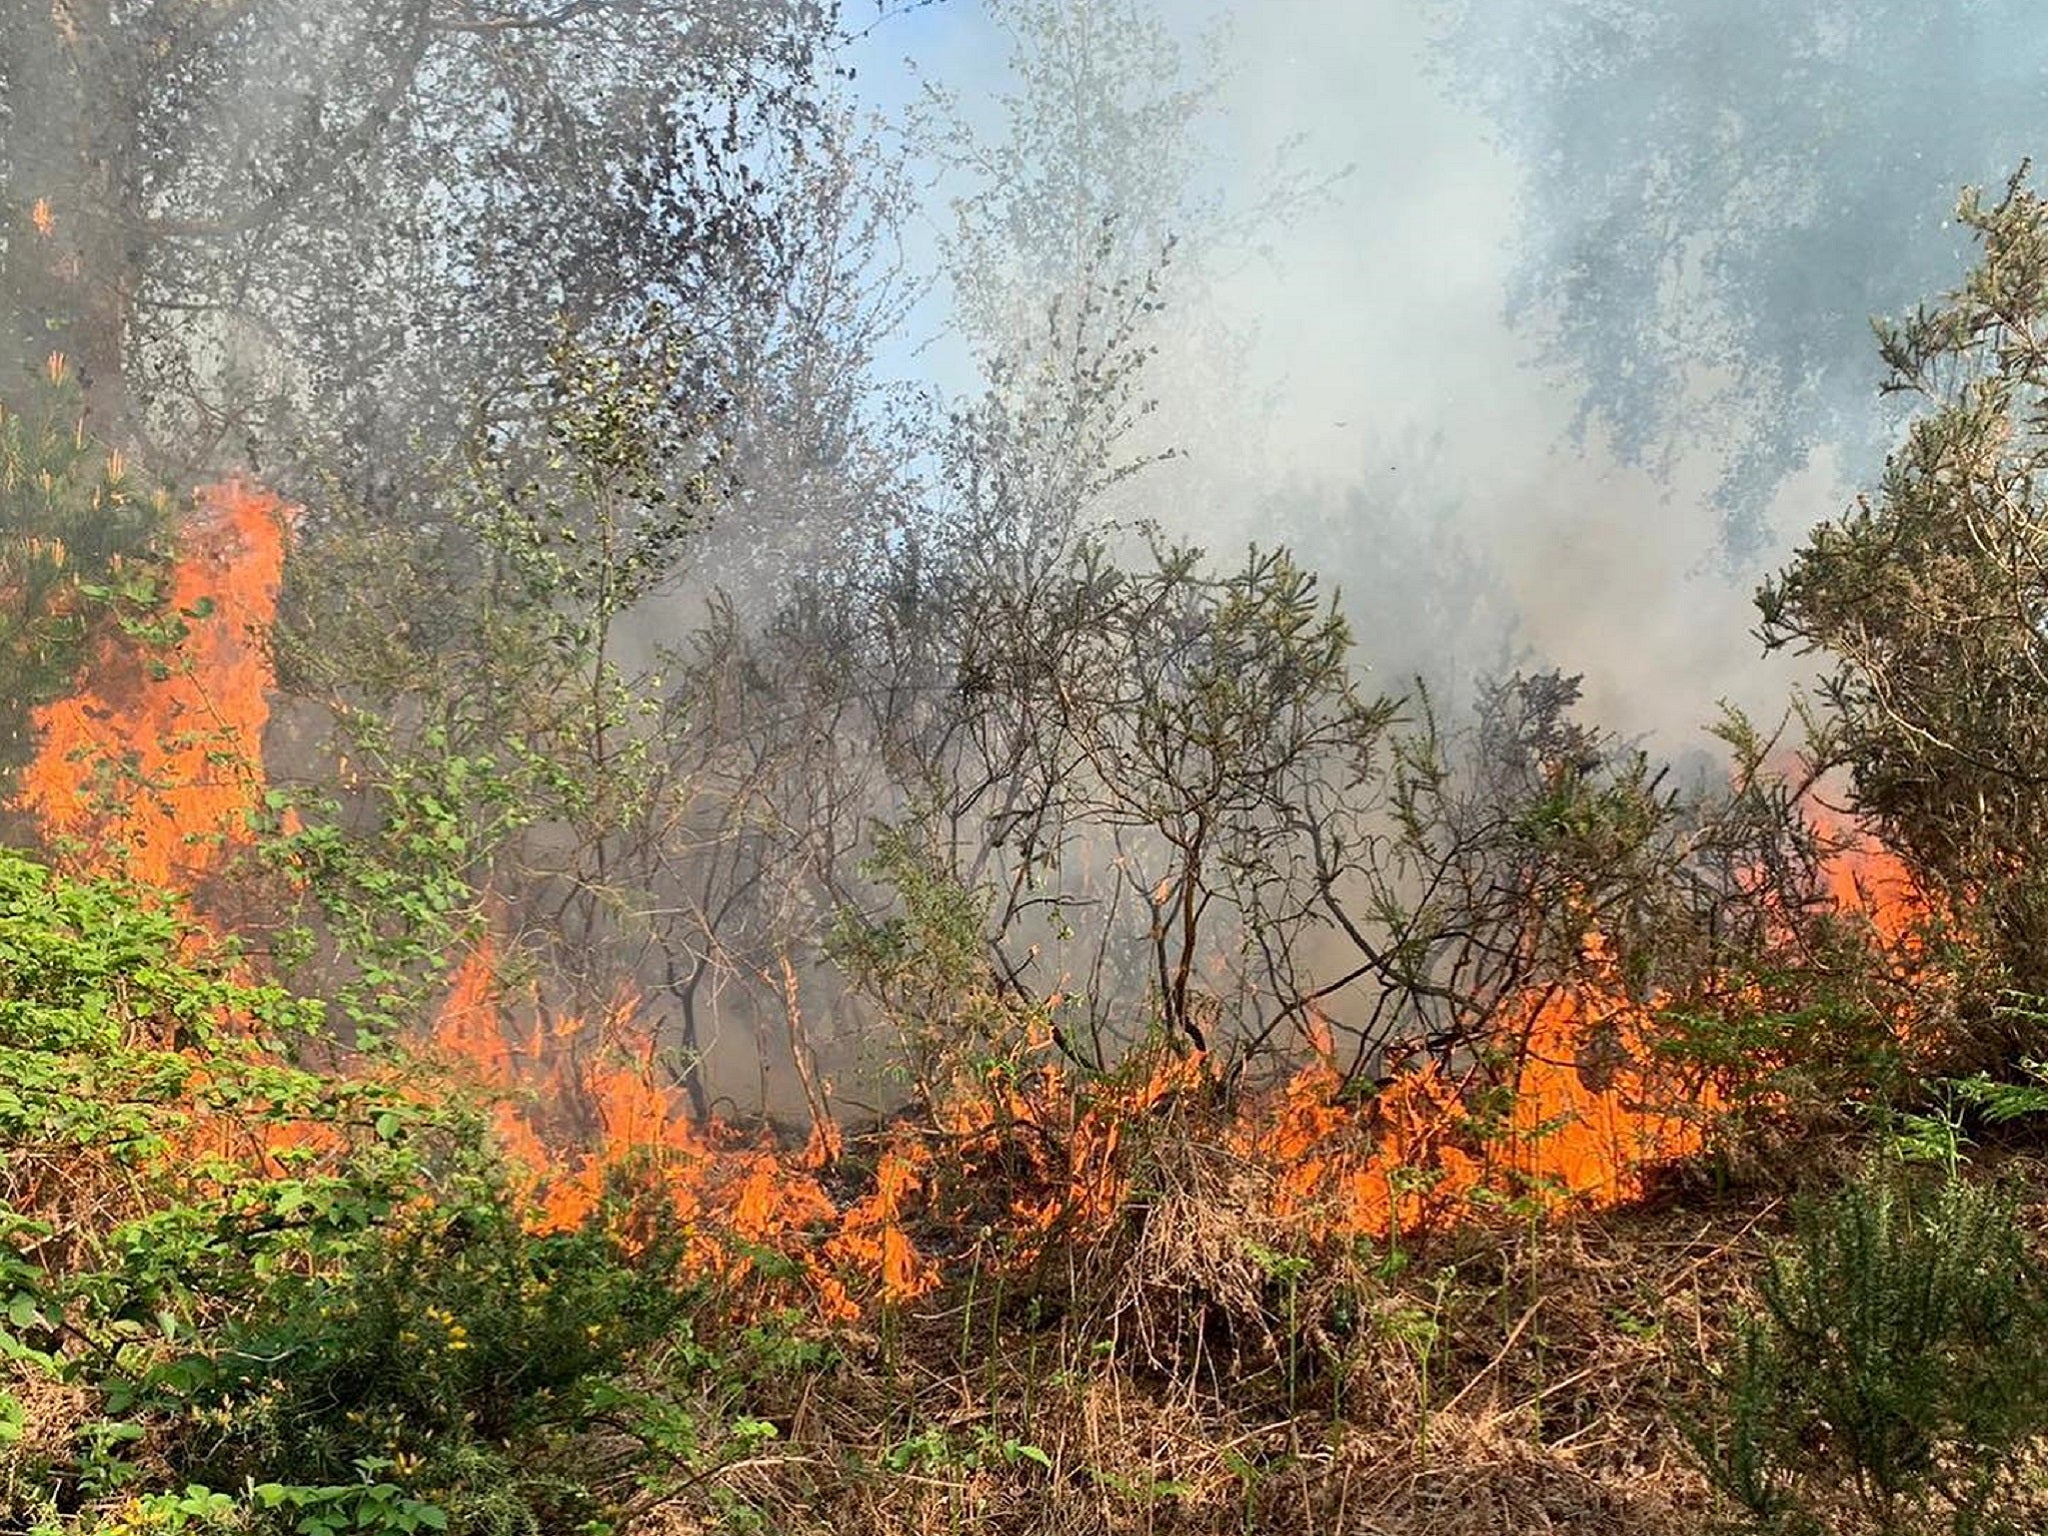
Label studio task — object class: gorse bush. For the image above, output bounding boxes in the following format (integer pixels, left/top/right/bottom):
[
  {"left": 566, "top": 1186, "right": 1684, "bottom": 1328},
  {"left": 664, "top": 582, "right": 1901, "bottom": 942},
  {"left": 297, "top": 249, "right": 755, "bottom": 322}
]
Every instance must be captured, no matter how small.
[
  {"left": 1695, "top": 1169, "right": 2048, "bottom": 1535},
  {"left": 154, "top": 1181, "right": 699, "bottom": 1533}
]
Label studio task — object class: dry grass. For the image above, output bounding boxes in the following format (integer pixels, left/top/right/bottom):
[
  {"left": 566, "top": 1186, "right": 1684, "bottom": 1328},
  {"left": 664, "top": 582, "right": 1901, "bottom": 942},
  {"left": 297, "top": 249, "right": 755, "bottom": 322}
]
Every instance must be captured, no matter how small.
[
  {"left": 1077, "top": 1120, "right": 1300, "bottom": 1379},
  {"left": 637, "top": 1140, "right": 1785, "bottom": 1536}
]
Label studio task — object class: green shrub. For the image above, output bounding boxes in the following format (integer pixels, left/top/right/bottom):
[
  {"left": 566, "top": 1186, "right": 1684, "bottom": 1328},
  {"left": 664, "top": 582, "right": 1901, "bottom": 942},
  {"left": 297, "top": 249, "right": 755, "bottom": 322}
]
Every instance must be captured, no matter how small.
[
  {"left": 1695, "top": 1169, "right": 2048, "bottom": 1534},
  {"left": 1758, "top": 171, "right": 2048, "bottom": 1058},
  {"left": 156, "top": 1186, "right": 697, "bottom": 1532},
  {"left": 0, "top": 849, "right": 720, "bottom": 1534}
]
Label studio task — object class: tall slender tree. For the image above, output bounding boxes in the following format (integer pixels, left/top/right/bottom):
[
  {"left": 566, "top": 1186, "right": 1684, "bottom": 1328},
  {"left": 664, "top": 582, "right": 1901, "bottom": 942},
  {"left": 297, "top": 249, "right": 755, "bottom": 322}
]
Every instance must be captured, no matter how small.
[{"left": 1440, "top": 0, "right": 2048, "bottom": 550}]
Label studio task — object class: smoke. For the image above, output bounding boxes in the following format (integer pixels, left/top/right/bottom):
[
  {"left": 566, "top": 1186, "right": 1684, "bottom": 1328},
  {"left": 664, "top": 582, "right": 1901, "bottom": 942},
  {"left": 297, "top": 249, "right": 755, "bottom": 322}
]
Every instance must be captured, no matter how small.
[
  {"left": 849, "top": 0, "right": 2041, "bottom": 752},
  {"left": 11, "top": 0, "right": 2026, "bottom": 749}
]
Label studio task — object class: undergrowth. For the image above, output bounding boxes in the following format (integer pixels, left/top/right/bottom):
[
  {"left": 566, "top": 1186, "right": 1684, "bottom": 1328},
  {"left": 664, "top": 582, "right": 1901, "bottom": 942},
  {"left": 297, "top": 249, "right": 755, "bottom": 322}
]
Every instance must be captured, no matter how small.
[{"left": 13, "top": 839, "right": 2048, "bottom": 1536}]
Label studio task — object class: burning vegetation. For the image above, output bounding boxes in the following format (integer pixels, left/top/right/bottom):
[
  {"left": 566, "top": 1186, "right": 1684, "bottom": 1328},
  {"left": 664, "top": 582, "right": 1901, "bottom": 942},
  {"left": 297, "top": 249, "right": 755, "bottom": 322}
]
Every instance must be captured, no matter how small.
[
  {"left": 0, "top": 333, "right": 2002, "bottom": 1533},
  {"left": 10, "top": 6, "right": 2048, "bottom": 1535},
  {"left": 17, "top": 481, "right": 286, "bottom": 893}
]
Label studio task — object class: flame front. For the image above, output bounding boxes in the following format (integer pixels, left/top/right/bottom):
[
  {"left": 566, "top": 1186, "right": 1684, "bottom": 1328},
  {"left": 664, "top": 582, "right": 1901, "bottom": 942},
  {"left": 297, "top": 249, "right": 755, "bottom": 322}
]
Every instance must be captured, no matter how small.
[
  {"left": 421, "top": 920, "right": 1721, "bottom": 1318},
  {"left": 9, "top": 481, "right": 1939, "bottom": 1321},
  {"left": 16, "top": 480, "right": 287, "bottom": 890}
]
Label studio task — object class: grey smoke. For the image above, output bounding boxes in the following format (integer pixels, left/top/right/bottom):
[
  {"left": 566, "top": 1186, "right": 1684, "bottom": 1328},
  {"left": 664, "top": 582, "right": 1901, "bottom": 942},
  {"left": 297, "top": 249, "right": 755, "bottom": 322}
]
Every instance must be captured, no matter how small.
[{"left": 847, "top": 0, "right": 2048, "bottom": 752}]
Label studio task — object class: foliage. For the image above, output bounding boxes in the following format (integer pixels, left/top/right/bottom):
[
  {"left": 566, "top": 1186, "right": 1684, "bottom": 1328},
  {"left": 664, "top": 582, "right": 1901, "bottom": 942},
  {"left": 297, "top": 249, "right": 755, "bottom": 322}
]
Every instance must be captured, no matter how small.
[
  {"left": 258, "top": 735, "right": 529, "bottom": 1044},
  {"left": 156, "top": 1188, "right": 696, "bottom": 1533},
  {"left": 827, "top": 823, "right": 1019, "bottom": 1103},
  {"left": 830, "top": 508, "right": 1864, "bottom": 1102},
  {"left": 460, "top": 314, "right": 724, "bottom": 634},
  {"left": 1759, "top": 168, "right": 2048, "bottom": 1058},
  {"left": 1440, "top": 0, "right": 2047, "bottom": 545},
  {"left": 1359, "top": 681, "right": 1839, "bottom": 1077},
  {"left": 1047, "top": 536, "right": 1401, "bottom": 1054},
  {"left": 0, "top": 847, "right": 715, "bottom": 1535},
  {"left": 0, "top": 0, "right": 844, "bottom": 488},
  {"left": 852, "top": 527, "right": 1406, "bottom": 1069},
  {"left": 269, "top": 317, "right": 719, "bottom": 1042},
  {"left": 1694, "top": 1170, "right": 2048, "bottom": 1534}
]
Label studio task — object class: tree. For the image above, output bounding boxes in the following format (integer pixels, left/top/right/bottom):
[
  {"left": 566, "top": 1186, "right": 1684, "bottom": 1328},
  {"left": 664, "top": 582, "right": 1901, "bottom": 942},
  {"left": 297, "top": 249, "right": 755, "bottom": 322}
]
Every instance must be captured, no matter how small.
[
  {"left": 1439, "top": 0, "right": 2048, "bottom": 550},
  {"left": 911, "top": 0, "right": 1328, "bottom": 556},
  {"left": 1024, "top": 536, "right": 1401, "bottom": 1056},
  {"left": 0, "top": 0, "right": 840, "bottom": 493},
  {"left": 1760, "top": 168, "right": 2048, "bottom": 1043},
  {"left": 692, "top": 124, "right": 927, "bottom": 607},
  {"left": 268, "top": 308, "right": 714, "bottom": 1011}
]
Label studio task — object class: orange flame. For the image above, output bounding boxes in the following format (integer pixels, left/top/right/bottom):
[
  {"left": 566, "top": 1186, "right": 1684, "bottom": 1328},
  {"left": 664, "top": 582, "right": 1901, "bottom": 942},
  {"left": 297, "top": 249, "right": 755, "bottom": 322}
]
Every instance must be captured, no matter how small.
[
  {"left": 1819, "top": 823, "right": 1929, "bottom": 949},
  {"left": 1253, "top": 957, "right": 1714, "bottom": 1240},
  {"left": 408, "top": 793, "right": 1950, "bottom": 1318},
  {"left": 417, "top": 903, "right": 1737, "bottom": 1319},
  {"left": 17, "top": 481, "right": 289, "bottom": 891},
  {"left": 13, "top": 471, "right": 1949, "bottom": 1320},
  {"left": 428, "top": 946, "right": 882, "bottom": 1314}
]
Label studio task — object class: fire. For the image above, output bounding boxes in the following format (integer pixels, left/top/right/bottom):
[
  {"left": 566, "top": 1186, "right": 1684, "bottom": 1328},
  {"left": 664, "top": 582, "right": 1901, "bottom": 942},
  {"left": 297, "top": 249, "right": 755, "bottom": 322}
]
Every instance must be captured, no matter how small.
[
  {"left": 428, "top": 944, "right": 876, "bottom": 1312},
  {"left": 1820, "top": 823, "right": 1928, "bottom": 949},
  {"left": 928, "top": 937, "right": 1713, "bottom": 1256},
  {"left": 17, "top": 480, "right": 288, "bottom": 891},
  {"left": 415, "top": 902, "right": 1733, "bottom": 1317},
  {"left": 1252, "top": 953, "right": 1714, "bottom": 1240},
  {"left": 4, "top": 466, "right": 1950, "bottom": 1322}
]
